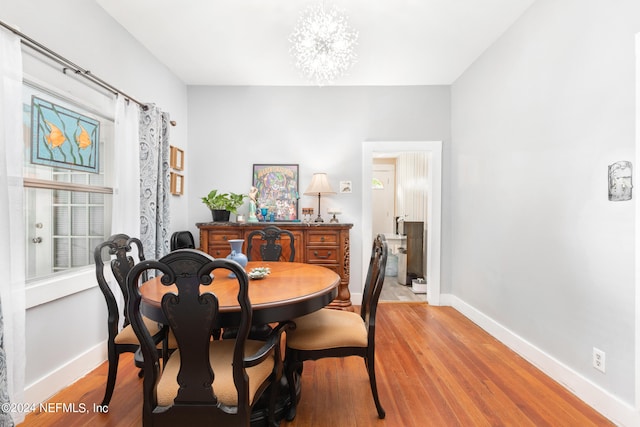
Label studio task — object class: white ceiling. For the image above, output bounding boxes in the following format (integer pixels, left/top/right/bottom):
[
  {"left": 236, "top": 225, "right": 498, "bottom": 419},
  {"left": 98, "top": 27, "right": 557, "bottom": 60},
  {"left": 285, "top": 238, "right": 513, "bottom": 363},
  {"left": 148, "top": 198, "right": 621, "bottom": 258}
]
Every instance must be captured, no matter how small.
[{"left": 96, "top": 0, "right": 535, "bottom": 86}]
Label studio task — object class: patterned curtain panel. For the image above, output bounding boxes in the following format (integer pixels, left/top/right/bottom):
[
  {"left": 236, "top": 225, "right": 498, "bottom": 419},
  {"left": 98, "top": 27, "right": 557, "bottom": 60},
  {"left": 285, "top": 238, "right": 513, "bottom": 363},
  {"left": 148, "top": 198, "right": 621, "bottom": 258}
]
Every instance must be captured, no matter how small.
[
  {"left": 0, "top": 27, "right": 25, "bottom": 426},
  {"left": 139, "top": 104, "right": 171, "bottom": 259}
]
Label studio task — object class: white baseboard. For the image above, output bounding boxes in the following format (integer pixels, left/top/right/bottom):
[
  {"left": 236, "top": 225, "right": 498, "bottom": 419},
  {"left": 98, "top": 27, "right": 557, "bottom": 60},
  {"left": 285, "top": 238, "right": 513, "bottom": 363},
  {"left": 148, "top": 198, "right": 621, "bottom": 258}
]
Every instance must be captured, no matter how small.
[
  {"left": 24, "top": 342, "right": 107, "bottom": 405},
  {"left": 351, "top": 292, "right": 362, "bottom": 305},
  {"left": 449, "top": 294, "right": 640, "bottom": 427}
]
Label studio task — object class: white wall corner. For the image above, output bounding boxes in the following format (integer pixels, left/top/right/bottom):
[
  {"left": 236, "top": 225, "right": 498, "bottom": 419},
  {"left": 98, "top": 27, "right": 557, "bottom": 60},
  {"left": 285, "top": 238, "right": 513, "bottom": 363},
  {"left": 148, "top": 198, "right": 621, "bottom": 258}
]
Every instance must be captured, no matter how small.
[{"left": 634, "top": 31, "right": 640, "bottom": 427}]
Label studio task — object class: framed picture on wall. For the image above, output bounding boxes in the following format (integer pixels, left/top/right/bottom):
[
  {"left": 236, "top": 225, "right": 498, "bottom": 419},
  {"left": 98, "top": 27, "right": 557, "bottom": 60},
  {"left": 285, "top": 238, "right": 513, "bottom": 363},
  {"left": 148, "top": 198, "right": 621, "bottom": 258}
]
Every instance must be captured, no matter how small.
[
  {"left": 340, "top": 180, "right": 352, "bottom": 193},
  {"left": 170, "top": 172, "right": 184, "bottom": 195},
  {"left": 30, "top": 96, "right": 100, "bottom": 173},
  {"left": 252, "top": 164, "right": 299, "bottom": 220},
  {"left": 170, "top": 146, "right": 184, "bottom": 170}
]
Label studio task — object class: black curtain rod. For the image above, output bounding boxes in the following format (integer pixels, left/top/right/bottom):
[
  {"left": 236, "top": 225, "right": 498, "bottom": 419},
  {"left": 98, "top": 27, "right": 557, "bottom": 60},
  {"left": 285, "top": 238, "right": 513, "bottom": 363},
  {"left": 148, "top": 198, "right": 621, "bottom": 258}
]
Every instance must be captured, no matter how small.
[{"left": 0, "top": 19, "right": 148, "bottom": 110}]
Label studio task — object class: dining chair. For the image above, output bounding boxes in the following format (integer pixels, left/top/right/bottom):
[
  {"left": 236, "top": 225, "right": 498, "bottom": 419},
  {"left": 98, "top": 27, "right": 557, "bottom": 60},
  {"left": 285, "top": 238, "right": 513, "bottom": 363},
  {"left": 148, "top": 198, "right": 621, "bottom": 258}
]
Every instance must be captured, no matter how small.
[
  {"left": 284, "top": 234, "right": 388, "bottom": 420},
  {"left": 94, "top": 234, "right": 172, "bottom": 407},
  {"left": 126, "top": 249, "right": 293, "bottom": 427},
  {"left": 170, "top": 230, "right": 195, "bottom": 251},
  {"left": 247, "top": 225, "right": 295, "bottom": 262},
  {"left": 227, "top": 225, "right": 296, "bottom": 341}
]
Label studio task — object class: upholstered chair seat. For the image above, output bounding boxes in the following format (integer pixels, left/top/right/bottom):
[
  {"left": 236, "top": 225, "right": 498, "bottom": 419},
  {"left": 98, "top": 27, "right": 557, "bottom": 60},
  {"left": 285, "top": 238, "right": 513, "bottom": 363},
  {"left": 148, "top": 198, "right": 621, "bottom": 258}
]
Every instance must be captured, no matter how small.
[
  {"left": 114, "top": 316, "right": 163, "bottom": 345},
  {"left": 157, "top": 340, "right": 275, "bottom": 407},
  {"left": 286, "top": 309, "right": 368, "bottom": 350},
  {"left": 114, "top": 318, "right": 178, "bottom": 350}
]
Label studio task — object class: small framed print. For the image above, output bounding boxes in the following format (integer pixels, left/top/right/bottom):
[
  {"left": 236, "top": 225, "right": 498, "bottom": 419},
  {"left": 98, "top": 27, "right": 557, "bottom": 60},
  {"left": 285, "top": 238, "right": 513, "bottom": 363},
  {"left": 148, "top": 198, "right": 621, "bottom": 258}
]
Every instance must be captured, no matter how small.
[
  {"left": 170, "top": 146, "right": 184, "bottom": 170},
  {"left": 170, "top": 172, "right": 184, "bottom": 195},
  {"left": 339, "top": 180, "right": 352, "bottom": 193},
  {"left": 608, "top": 161, "right": 632, "bottom": 201}
]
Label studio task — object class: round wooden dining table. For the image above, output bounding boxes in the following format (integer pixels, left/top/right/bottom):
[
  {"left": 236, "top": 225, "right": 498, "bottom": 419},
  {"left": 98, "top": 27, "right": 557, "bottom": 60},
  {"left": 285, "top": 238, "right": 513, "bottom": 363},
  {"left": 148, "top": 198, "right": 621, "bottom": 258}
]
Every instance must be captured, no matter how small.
[{"left": 139, "top": 261, "right": 340, "bottom": 327}]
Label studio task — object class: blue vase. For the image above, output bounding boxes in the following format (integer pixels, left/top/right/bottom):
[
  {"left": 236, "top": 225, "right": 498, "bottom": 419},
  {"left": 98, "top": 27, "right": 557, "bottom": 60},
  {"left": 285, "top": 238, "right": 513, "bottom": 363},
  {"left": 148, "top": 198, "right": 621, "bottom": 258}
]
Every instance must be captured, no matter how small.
[{"left": 226, "top": 239, "right": 248, "bottom": 277}]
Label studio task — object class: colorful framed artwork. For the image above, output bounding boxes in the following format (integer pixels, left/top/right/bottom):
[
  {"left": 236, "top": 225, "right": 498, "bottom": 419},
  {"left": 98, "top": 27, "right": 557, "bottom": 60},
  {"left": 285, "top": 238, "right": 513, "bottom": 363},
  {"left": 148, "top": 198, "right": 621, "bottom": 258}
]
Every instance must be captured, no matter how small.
[
  {"left": 170, "top": 146, "right": 184, "bottom": 170},
  {"left": 170, "top": 172, "right": 184, "bottom": 195},
  {"left": 30, "top": 96, "right": 100, "bottom": 173},
  {"left": 252, "top": 164, "right": 299, "bottom": 221}
]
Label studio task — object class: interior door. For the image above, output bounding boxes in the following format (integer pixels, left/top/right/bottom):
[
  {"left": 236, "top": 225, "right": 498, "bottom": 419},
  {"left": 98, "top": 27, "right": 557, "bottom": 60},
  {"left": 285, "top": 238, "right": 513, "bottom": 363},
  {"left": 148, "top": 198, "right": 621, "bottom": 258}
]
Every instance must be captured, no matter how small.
[{"left": 372, "top": 163, "right": 395, "bottom": 238}]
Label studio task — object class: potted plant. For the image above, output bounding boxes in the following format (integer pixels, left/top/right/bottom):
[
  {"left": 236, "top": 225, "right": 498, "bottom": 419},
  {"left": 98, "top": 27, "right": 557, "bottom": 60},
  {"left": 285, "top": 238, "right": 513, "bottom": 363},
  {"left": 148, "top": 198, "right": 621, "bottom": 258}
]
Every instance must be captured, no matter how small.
[{"left": 201, "top": 190, "right": 246, "bottom": 222}]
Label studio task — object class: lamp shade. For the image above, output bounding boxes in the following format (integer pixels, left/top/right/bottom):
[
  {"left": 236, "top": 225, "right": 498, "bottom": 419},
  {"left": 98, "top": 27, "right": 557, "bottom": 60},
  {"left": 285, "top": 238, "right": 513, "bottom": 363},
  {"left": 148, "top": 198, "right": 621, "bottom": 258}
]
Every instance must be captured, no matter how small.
[{"left": 304, "top": 173, "right": 336, "bottom": 195}]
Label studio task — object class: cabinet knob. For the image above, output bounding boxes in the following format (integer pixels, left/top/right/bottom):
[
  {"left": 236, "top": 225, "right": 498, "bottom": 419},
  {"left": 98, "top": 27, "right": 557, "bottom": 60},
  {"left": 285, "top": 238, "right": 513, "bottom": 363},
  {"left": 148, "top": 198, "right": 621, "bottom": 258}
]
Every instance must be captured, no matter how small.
[{"left": 320, "top": 236, "right": 325, "bottom": 242}]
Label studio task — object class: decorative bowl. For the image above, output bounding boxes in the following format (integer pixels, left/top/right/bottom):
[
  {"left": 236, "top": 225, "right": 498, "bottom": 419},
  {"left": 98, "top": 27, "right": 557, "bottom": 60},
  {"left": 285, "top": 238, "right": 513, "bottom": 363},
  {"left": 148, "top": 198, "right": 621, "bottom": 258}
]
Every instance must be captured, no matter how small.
[{"left": 248, "top": 267, "right": 271, "bottom": 280}]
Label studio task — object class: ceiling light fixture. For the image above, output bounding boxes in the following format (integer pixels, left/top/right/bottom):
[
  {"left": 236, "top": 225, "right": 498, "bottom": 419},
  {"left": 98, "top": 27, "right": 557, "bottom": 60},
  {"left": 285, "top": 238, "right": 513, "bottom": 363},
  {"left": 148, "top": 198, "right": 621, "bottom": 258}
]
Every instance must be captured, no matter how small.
[{"left": 289, "top": 3, "right": 358, "bottom": 86}]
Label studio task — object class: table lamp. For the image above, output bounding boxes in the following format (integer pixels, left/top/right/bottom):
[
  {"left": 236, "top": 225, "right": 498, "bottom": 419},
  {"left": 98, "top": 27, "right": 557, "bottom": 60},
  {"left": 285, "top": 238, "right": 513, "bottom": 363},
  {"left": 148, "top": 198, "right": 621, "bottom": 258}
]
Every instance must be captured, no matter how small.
[{"left": 304, "top": 173, "right": 336, "bottom": 222}]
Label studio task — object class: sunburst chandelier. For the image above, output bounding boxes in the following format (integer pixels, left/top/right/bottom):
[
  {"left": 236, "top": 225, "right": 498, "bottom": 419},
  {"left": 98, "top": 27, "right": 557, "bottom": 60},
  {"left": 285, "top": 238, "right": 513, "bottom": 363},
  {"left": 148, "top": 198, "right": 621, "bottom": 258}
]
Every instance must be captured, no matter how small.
[{"left": 289, "top": 3, "right": 359, "bottom": 86}]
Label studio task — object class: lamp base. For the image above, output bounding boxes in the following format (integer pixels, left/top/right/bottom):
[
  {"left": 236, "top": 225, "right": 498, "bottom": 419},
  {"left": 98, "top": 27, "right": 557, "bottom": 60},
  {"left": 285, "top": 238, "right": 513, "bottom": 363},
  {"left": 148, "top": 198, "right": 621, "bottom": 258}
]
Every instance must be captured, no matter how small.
[{"left": 314, "top": 193, "right": 324, "bottom": 222}]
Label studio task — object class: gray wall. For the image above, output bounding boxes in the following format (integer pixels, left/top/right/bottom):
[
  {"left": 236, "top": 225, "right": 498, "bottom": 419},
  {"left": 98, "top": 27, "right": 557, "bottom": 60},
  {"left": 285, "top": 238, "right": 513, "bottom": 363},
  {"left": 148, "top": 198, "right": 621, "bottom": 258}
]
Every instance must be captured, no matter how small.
[
  {"left": 451, "top": 0, "right": 638, "bottom": 404},
  {"left": 186, "top": 85, "right": 451, "bottom": 295}
]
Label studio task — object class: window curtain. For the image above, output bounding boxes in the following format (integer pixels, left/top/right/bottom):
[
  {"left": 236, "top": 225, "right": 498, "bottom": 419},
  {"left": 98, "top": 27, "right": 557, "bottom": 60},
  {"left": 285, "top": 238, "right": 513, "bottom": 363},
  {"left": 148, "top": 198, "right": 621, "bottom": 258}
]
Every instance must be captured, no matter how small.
[
  {"left": 139, "top": 104, "right": 170, "bottom": 259},
  {"left": 0, "top": 27, "right": 26, "bottom": 426},
  {"left": 396, "top": 152, "right": 428, "bottom": 221},
  {"left": 113, "top": 97, "right": 141, "bottom": 236},
  {"left": 108, "top": 97, "right": 141, "bottom": 329}
]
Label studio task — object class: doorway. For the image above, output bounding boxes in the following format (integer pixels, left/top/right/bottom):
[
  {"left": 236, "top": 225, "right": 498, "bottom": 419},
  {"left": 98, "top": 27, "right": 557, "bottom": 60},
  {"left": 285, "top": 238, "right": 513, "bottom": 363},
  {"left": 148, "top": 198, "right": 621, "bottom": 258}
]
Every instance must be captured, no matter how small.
[
  {"left": 362, "top": 141, "right": 442, "bottom": 305},
  {"left": 371, "top": 162, "right": 395, "bottom": 237}
]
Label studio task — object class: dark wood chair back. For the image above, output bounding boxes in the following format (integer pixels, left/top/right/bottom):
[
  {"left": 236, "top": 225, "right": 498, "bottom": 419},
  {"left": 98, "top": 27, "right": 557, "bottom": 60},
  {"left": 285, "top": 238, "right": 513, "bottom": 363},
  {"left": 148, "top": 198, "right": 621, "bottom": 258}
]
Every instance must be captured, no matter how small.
[
  {"left": 94, "top": 234, "right": 155, "bottom": 406},
  {"left": 247, "top": 225, "right": 295, "bottom": 262},
  {"left": 95, "top": 233, "right": 146, "bottom": 347},
  {"left": 170, "top": 230, "right": 195, "bottom": 251},
  {"left": 126, "top": 249, "right": 289, "bottom": 426},
  {"left": 361, "top": 234, "right": 388, "bottom": 333}
]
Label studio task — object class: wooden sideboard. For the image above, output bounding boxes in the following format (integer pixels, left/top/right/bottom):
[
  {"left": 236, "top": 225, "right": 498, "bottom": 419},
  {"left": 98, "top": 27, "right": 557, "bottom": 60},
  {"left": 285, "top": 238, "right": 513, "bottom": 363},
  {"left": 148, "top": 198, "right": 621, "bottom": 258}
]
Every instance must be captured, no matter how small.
[{"left": 196, "top": 222, "right": 353, "bottom": 311}]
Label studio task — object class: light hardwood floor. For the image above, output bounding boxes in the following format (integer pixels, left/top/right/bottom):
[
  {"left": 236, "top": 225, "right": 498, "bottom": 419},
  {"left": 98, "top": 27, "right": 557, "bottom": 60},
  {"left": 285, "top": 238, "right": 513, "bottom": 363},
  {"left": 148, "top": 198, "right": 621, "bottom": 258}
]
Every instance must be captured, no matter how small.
[
  {"left": 380, "top": 275, "right": 426, "bottom": 302},
  {"left": 22, "top": 303, "right": 613, "bottom": 426}
]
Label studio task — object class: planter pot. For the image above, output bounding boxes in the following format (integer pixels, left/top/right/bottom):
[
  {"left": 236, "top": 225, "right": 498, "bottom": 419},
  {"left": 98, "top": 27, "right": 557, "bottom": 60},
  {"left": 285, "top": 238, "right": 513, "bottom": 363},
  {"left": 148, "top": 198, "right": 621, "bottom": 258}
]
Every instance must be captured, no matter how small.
[{"left": 212, "top": 209, "right": 231, "bottom": 222}]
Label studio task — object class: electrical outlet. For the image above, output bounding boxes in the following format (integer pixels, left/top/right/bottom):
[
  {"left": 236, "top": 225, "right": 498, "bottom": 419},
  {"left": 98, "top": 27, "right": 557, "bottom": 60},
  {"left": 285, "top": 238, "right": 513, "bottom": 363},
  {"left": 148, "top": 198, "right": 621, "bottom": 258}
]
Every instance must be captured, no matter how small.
[{"left": 593, "top": 347, "right": 606, "bottom": 373}]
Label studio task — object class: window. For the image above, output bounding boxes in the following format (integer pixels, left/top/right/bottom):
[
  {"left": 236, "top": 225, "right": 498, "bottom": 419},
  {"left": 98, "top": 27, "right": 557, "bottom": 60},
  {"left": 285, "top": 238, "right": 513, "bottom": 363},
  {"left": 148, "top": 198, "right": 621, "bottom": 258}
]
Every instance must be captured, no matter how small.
[{"left": 22, "top": 80, "right": 114, "bottom": 281}]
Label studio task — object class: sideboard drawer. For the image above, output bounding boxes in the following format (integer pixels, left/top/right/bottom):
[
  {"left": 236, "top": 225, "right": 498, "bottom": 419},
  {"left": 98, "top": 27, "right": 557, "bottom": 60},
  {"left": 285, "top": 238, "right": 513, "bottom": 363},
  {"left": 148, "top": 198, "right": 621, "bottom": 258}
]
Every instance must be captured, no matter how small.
[
  {"left": 307, "top": 230, "right": 339, "bottom": 245},
  {"left": 208, "top": 246, "right": 232, "bottom": 258},
  {"left": 306, "top": 247, "right": 339, "bottom": 263},
  {"left": 207, "top": 230, "right": 242, "bottom": 243}
]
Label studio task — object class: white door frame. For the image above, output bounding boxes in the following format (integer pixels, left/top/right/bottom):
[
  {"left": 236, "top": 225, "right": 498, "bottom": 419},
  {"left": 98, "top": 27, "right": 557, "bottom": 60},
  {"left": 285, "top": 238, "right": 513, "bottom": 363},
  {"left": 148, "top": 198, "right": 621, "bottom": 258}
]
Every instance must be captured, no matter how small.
[
  {"left": 362, "top": 140, "right": 442, "bottom": 305},
  {"left": 634, "top": 32, "right": 640, "bottom": 417}
]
